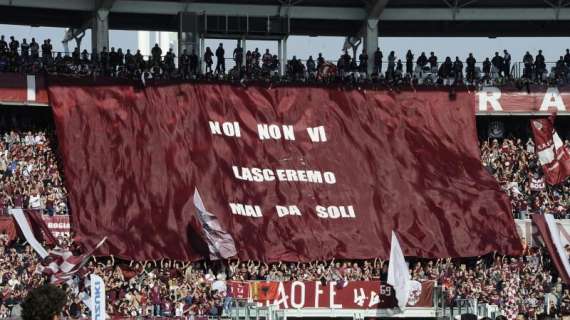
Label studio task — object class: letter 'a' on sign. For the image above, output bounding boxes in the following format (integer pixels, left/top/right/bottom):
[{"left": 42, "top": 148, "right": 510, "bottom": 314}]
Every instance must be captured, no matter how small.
[{"left": 540, "top": 88, "right": 567, "bottom": 111}]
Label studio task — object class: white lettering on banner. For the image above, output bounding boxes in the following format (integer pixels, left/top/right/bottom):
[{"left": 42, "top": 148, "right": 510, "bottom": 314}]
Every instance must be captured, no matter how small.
[
  {"left": 316, "top": 205, "right": 357, "bottom": 219},
  {"left": 354, "top": 288, "right": 366, "bottom": 307},
  {"left": 315, "top": 281, "right": 323, "bottom": 308},
  {"left": 209, "top": 121, "right": 241, "bottom": 137},
  {"left": 90, "top": 274, "right": 106, "bottom": 320},
  {"left": 276, "top": 205, "right": 302, "bottom": 217},
  {"left": 307, "top": 126, "right": 327, "bottom": 142},
  {"left": 290, "top": 281, "right": 306, "bottom": 309},
  {"left": 368, "top": 291, "right": 380, "bottom": 307},
  {"left": 540, "top": 88, "right": 567, "bottom": 111},
  {"left": 478, "top": 87, "right": 502, "bottom": 111},
  {"left": 329, "top": 282, "right": 343, "bottom": 309},
  {"left": 47, "top": 223, "right": 71, "bottom": 229},
  {"left": 229, "top": 203, "right": 262, "bottom": 217},
  {"left": 275, "top": 282, "right": 289, "bottom": 309},
  {"left": 258, "top": 124, "right": 295, "bottom": 141},
  {"left": 232, "top": 166, "right": 336, "bottom": 184}
]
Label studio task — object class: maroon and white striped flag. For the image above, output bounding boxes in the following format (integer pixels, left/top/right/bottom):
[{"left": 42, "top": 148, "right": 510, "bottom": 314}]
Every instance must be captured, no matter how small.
[
  {"left": 39, "top": 237, "right": 107, "bottom": 284},
  {"left": 9, "top": 208, "right": 106, "bottom": 284},
  {"left": 531, "top": 114, "right": 570, "bottom": 185},
  {"left": 532, "top": 214, "right": 570, "bottom": 285}
]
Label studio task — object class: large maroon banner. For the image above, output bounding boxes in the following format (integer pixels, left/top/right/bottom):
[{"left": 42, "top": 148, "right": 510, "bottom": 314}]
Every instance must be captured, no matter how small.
[{"left": 48, "top": 81, "right": 522, "bottom": 261}]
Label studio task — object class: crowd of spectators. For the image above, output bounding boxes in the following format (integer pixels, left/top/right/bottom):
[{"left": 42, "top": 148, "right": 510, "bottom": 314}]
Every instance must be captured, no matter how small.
[
  {"left": 0, "top": 232, "right": 566, "bottom": 319},
  {"left": 0, "top": 120, "right": 68, "bottom": 216},
  {"left": 2, "top": 34, "right": 570, "bottom": 86},
  {"left": 480, "top": 137, "right": 570, "bottom": 219},
  {"left": 6, "top": 34, "right": 570, "bottom": 319}
]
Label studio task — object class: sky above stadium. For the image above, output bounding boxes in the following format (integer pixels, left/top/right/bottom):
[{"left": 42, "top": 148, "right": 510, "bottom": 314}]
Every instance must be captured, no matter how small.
[{"left": 2, "top": 23, "right": 570, "bottom": 63}]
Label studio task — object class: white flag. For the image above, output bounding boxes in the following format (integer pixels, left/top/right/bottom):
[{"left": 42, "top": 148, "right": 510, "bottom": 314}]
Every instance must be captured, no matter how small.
[
  {"left": 387, "top": 231, "right": 410, "bottom": 310},
  {"left": 90, "top": 274, "right": 106, "bottom": 320},
  {"left": 193, "top": 188, "right": 237, "bottom": 260}
]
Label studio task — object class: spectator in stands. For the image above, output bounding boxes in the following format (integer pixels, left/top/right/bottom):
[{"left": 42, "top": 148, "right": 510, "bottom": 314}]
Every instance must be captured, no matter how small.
[
  {"left": 164, "top": 48, "right": 175, "bottom": 75},
  {"left": 190, "top": 49, "right": 198, "bottom": 76},
  {"left": 151, "top": 43, "right": 162, "bottom": 64},
  {"left": 253, "top": 48, "right": 261, "bottom": 67},
  {"left": 439, "top": 56, "right": 453, "bottom": 80},
  {"left": 100, "top": 47, "right": 109, "bottom": 75},
  {"left": 491, "top": 52, "right": 504, "bottom": 78},
  {"left": 523, "top": 51, "right": 534, "bottom": 80},
  {"left": 180, "top": 49, "right": 190, "bottom": 78},
  {"left": 405, "top": 49, "right": 413, "bottom": 76},
  {"left": 555, "top": 56, "right": 566, "bottom": 81},
  {"left": 204, "top": 47, "right": 214, "bottom": 74},
  {"left": 396, "top": 59, "right": 403, "bottom": 77},
  {"left": 215, "top": 43, "right": 225, "bottom": 75},
  {"left": 0, "top": 36, "right": 7, "bottom": 55},
  {"left": 453, "top": 57, "right": 463, "bottom": 83},
  {"left": 417, "top": 52, "right": 428, "bottom": 69},
  {"left": 41, "top": 39, "right": 52, "bottom": 63},
  {"left": 233, "top": 44, "right": 244, "bottom": 69},
  {"left": 386, "top": 51, "right": 396, "bottom": 80},
  {"left": 339, "top": 50, "right": 351, "bottom": 77},
  {"left": 535, "top": 50, "right": 546, "bottom": 82},
  {"left": 20, "top": 39, "right": 29, "bottom": 60},
  {"left": 465, "top": 53, "right": 476, "bottom": 82},
  {"left": 503, "top": 49, "right": 511, "bottom": 79},
  {"left": 358, "top": 49, "right": 368, "bottom": 73},
  {"left": 29, "top": 38, "right": 39, "bottom": 60},
  {"left": 373, "top": 48, "right": 382, "bottom": 75},
  {"left": 262, "top": 49, "right": 272, "bottom": 73},
  {"left": 317, "top": 52, "right": 325, "bottom": 71},
  {"left": 8, "top": 37, "right": 18, "bottom": 56},
  {"left": 306, "top": 55, "right": 316, "bottom": 77},
  {"left": 428, "top": 51, "right": 438, "bottom": 70}
]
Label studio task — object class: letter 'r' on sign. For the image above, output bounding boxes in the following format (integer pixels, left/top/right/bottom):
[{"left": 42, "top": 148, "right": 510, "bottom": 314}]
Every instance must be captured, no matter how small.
[{"left": 478, "top": 87, "right": 502, "bottom": 111}]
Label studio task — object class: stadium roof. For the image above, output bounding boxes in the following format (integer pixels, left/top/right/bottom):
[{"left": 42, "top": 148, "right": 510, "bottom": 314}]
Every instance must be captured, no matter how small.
[{"left": 2, "top": 0, "right": 570, "bottom": 36}]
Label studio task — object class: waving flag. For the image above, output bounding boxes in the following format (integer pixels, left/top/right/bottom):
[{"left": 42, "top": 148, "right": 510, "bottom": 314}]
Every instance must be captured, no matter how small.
[
  {"left": 531, "top": 114, "right": 570, "bottom": 185},
  {"left": 387, "top": 231, "right": 411, "bottom": 309},
  {"left": 532, "top": 214, "right": 570, "bottom": 285},
  {"left": 9, "top": 208, "right": 106, "bottom": 284}
]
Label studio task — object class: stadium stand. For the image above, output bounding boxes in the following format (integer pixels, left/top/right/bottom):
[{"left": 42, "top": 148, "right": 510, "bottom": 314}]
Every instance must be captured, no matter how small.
[
  {"left": 1, "top": 35, "right": 569, "bottom": 86},
  {"left": 2, "top": 38, "right": 570, "bottom": 318},
  {"left": 3, "top": 2, "right": 570, "bottom": 318},
  {"left": 0, "top": 76, "right": 569, "bottom": 319}
]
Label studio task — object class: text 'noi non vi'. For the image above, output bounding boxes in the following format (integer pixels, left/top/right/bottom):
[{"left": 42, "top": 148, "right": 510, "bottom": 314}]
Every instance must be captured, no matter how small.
[{"left": 208, "top": 121, "right": 327, "bottom": 142}]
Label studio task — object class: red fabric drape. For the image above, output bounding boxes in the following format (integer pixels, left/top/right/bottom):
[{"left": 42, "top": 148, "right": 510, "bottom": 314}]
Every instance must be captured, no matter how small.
[{"left": 48, "top": 81, "right": 522, "bottom": 261}]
